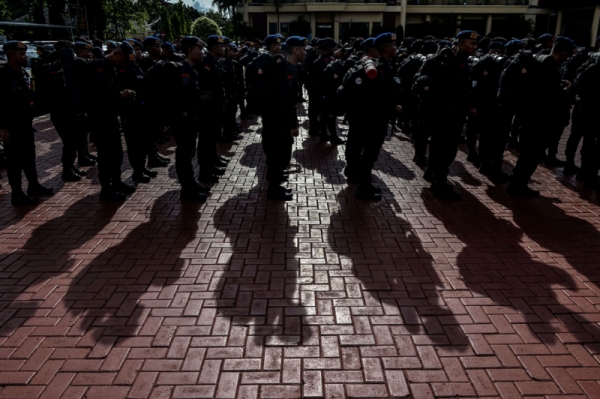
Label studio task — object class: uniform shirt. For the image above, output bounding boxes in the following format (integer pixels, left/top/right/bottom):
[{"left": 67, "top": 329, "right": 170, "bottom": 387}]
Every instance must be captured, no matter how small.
[
  {"left": 174, "top": 60, "right": 201, "bottom": 127},
  {"left": 198, "top": 53, "right": 225, "bottom": 113},
  {"left": 574, "top": 57, "right": 600, "bottom": 108},
  {"left": 220, "top": 57, "right": 237, "bottom": 99},
  {"left": 267, "top": 60, "right": 300, "bottom": 130},
  {"left": 115, "top": 61, "right": 146, "bottom": 119},
  {"left": 0, "top": 64, "right": 34, "bottom": 129},
  {"left": 310, "top": 53, "right": 333, "bottom": 95},
  {"left": 87, "top": 58, "right": 121, "bottom": 116},
  {"left": 138, "top": 56, "right": 158, "bottom": 74}
]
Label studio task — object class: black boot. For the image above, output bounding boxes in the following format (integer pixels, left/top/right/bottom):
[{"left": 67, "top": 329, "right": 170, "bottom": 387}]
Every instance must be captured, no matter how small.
[
  {"left": 27, "top": 184, "right": 54, "bottom": 197},
  {"left": 12, "top": 191, "right": 38, "bottom": 206},
  {"left": 62, "top": 167, "right": 82, "bottom": 182}
]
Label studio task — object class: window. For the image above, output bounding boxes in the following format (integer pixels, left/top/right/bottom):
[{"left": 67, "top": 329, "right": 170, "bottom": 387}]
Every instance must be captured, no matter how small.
[
  {"left": 280, "top": 22, "right": 290, "bottom": 36},
  {"left": 269, "top": 22, "right": 277, "bottom": 35}
]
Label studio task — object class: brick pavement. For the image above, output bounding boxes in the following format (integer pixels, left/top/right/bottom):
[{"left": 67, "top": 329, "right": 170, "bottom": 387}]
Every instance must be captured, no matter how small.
[{"left": 0, "top": 107, "right": 599, "bottom": 398}]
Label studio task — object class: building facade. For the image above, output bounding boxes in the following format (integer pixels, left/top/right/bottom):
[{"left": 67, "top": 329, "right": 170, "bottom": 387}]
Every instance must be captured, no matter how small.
[{"left": 238, "top": 0, "right": 600, "bottom": 47}]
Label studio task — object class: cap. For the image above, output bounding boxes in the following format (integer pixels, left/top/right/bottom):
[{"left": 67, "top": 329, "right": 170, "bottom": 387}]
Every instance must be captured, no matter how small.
[
  {"left": 161, "top": 41, "right": 176, "bottom": 52},
  {"left": 265, "top": 34, "right": 283, "bottom": 46},
  {"left": 3, "top": 41, "right": 27, "bottom": 52},
  {"left": 374, "top": 32, "right": 397, "bottom": 47},
  {"left": 286, "top": 36, "right": 308, "bottom": 47},
  {"left": 124, "top": 38, "right": 142, "bottom": 49},
  {"left": 207, "top": 35, "right": 225, "bottom": 48},
  {"left": 456, "top": 30, "right": 479, "bottom": 41},
  {"left": 74, "top": 41, "right": 92, "bottom": 51}
]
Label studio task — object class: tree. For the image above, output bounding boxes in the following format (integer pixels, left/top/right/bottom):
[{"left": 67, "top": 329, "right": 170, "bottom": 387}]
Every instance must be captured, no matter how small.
[
  {"left": 190, "top": 15, "right": 222, "bottom": 39},
  {"left": 289, "top": 15, "right": 310, "bottom": 37}
]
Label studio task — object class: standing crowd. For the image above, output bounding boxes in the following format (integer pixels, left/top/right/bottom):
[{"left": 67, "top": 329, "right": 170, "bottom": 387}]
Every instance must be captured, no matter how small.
[{"left": 1, "top": 30, "right": 599, "bottom": 205}]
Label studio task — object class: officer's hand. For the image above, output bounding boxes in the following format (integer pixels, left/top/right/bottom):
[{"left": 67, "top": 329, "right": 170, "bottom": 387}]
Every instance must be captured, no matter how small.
[
  {"left": 0, "top": 129, "right": 10, "bottom": 144},
  {"left": 291, "top": 128, "right": 299, "bottom": 137},
  {"left": 561, "top": 80, "right": 573, "bottom": 92}
]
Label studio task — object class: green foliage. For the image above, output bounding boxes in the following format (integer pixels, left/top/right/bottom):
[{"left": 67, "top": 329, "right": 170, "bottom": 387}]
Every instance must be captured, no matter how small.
[
  {"left": 190, "top": 15, "right": 222, "bottom": 39},
  {"left": 159, "top": 1, "right": 197, "bottom": 41},
  {"left": 289, "top": 15, "right": 311, "bottom": 37}
]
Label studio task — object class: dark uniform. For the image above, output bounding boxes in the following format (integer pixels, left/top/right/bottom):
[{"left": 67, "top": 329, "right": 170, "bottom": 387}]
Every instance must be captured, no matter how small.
[
  {"left": 220, "top": 45, "right": 242, "bottom": 141},
  {"left": 262, "top": 36, "right": 305, "bottom": 200},
  {"left": 321, "top": 55, "right": 352, "bottom": 145},
  {"left": 0, "top": 41, "right": 53, "bottom": 205},
  {"left": 303, "top": 43, "right": 320, "bottom": 136},
  {"left": 310, "top": 43, "right": 336, "bottom": 142}
]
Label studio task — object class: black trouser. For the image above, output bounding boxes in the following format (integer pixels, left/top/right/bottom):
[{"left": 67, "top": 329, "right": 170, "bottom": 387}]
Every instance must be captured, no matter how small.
[
  {"left": 51, "top": 115, "right": 78, "bottom": 169},
  {"left": 307, "top": 89, "right": 320, "bottom": 133},
  {"left": 427, "top": 115, "right": 465, "bottom": 186},
  {"left": 197, "top": 117, "right": 220, "bottom": 176},
  {"left": 4, "top": 124, "right": 38, "bottom": 192},
  {"left": 262, "top": 113, "right": 293, "bottom": 185},
  {"left": 413, "top": 109, "right": 431, "bottom": 161},
  {"left": 320, "top": 112, "right": 339, "bottom": 139},
  {"left": 345, "top": 118, "right": 387, "bottom": 185},
  {"left": 465, "top": 115, "right": 478, "bottom": 155},
  {"left": 511, "top": 114, "right": 552, "bottom": 187},
  {"left": 400, "top": 91, "right": 417, "bottom": 133},
  {"left": 90, "top": 114, "right": 123, "bottom": 189},
  {"left": 576, "top": 106, "right": 600, "bottom": 183},
  {"left": 76, "top": 113, "right": 91, "bottom": 160},
  {"left": 478, "top": 105, "right": 510, "bottom": 174},
  {"left": 175, "top": 123, "right": 199, "bottom": 190},
  {"left": 546, "top": 123, "right": 567, "bottom": 159},
  {"left": 122, "top": 115, "right": 147, "bottom": 175},
  {"left": 565, "top": 106, "right": 584, "bottom": 164},
  {"left": 223, "top": 97, "right": 238, "bottom": 134},
  {"left": 238, "top": 94, "right": 247, "bottom": 117}
]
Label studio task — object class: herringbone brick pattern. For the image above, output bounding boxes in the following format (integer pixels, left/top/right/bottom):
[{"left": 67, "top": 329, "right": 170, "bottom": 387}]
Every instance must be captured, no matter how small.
[{"left": 0, "top": 107, "right": 599, "bottom": 398}]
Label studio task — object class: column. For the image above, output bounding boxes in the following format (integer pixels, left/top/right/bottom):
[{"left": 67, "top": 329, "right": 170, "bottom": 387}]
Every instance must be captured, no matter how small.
[
  {"left": 592, "top": 6, "right": 600, "bottom": 48},
  {"left": 456, "top": 14, "right": 462, "bottom": 36},
  {"left": 555, "top": 10, "right": 563, "bottom": 36},
  {"left": 334, "top": 12, "right": 340, "bottom": 42},
  {"left": 400, "top": 0, "right": 408, "bottom": 33},
  {"left": 310, "top": 12, "right": 316, "bottom": 39},
  {"left": 486, "top": 14, "right": 492, "bottom": 35}
]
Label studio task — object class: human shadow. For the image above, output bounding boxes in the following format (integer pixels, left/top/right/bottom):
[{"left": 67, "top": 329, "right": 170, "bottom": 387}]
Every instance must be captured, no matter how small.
[
  {"left": 424, "top": 186, "right": 600, "bottom": 348},
  {"left": 324, "top": 182, "right": 470, "bottom": 356},
  {"left": 373, "top": 147, "right": 417, "bottom": 182},
  {"left": 0, "top": 196, "right": 121, "bottom": 337},
  {"left": 57, "top": 191, "right": 204, "bottom": 343}
]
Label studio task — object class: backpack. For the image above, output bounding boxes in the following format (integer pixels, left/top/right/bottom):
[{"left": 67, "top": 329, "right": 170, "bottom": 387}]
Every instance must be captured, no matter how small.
[{"left": 245, "top": 53, "right": 284, "bottom": 116}]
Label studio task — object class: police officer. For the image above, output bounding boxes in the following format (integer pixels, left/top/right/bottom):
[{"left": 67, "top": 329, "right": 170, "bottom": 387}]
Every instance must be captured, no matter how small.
[
  {"left": 420, "top": 30, "right": 479, "bottom": 200},
  {"left": 86, "top": 42, "right": 136, "bottom": 201},
  {"left": 72, "top": 41, "right": 98, "bottom": 167},
  {"left": 197, "top": 35, "right": 227, "bottom": 183},
  {"left": 173, "top": 36, "right": 210, "bottom": 202},
  {"left": 262, "top": 36, "right": 307, "bottom": 200},
  {"left": 0, "top": 41, "right": 54, "bottom": 205},
  {"left": 342, "top": 32, "right": 401, "bottom": 201},
  {"left": 138, "top": 36, "right": 162, "bottom": 73},
  {"left": 304, "top": 38, "right": 321, "bottom": 136},
  {"left": 220, "top": 42, "right": 243, "bottom": 142},
  {"left": 506, "top": 37, "right": 576, "bottom": 197},
  {"left": 321, "top": 47, "right": 353, "bottom": 145},
  {"left": 310, "top": 38, "right": 340, "bottom": 143}
]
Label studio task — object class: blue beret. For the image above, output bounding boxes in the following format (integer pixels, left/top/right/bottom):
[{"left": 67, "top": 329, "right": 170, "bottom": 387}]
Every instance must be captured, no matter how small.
[
  {"left": 207, "top": 35, "right": 225, "bottom": 47},
  {"left": 161, "top": 41, "right": 176, "bottom": 52},
  {"left": 74, "top": 41, "right": 92, "bottom": 51},
  {"left": 125, "top": 38, "right": 143, "bottom": 49},
  {"left": 554, "top": 36, "right": 576, "bottom": 50},
  {"left": 228, "top": 43, "right": 239, "bottom": 51},
  {"left": 91, "top": 47, "right": 104, "bottom": 57},
  {"left": 505, "top": 39, "right": 525, "bottom": 49},
  {"left": 456, "top": 30, "right": 479, "bottom": 41},
  {"left": 281, "top": 43, "right": 288, "bottom": 52},
  {"left": 319, "top": 38, "right": 338, "bottom": 48},
  {"left": 361, "top": 38, "right": 376, "bottom": 49},
  {"left": 53, "top": 40, "right": 71, "bottom": 50},
  {"left": 106, "top": 40, "right": 117, "bottom": 48},
  {"left": 374, "top": 32, "right": 397, "bottom": 47},
  {"left": 489, "top": 41, "right": 505, "bottom": 50},
  {"left": 3, "top": 41, "right": 27, "bottom": 52},
  {"left": 538, "top": 33, "right": 554, "bottom": 43},
  {"left": 118, "top": 42, "right": 135, "bottom": 55},
  {"left": 438, "top": 40, "right": 453, "bottom": 49},
  {"left": 286, "top": 36, "right": 308, "bottom": 47},
  {"left": 265, "top": 34, "right": 283, "bottom": 46},
  {"left": 181, "top": 36, "right": 204, "bottom": 51},
  {"left": 143, "top": 36, "right": 161, "bottom": 48}
]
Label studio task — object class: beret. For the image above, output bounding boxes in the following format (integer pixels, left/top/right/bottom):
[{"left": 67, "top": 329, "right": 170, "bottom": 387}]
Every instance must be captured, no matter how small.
[
  {"left": 118, "top": 41, "right": 135, "bottom": 55},
  {"left": 207, "top": 35, "right": 225, "bottom": 47},
  {"left": 361, "top": 38, "right": 376, "bottom": 49},
  {"left": 505, "top": 39, "right": 525, "bottom": 49},
  {"left": 91, "top": 47, "right": 104, "bottom": 57},
  {"left": 181, "top": 36, "right": 204, "bottom": 51},
  {"left": 319, "top": 38, "right": 338, "bottom": 48},
  {"left": 489, "top": 41, "right": 505, "bottom": 50},
  {"left": 74, "top": 41, "right": 92, "bottom": 51},
  {"left": 161, "top": 41, "right": 176, "bottom": 52},
  {"left": 538, "top": 33, "right": 554, "bottom": 43},
  {"left": 143, "top": 36, "right": 161, "bottom": 48},
  {"left": 106, "top": 40, "right": 117, "bottom": 47},
  {"left": 228, "top": 43, "right": 239, "bottom": 51},
  {"left": 554, "top": 36, "right": 576, "bottom": 50},
  {"left": 3, "top": 41, "right": 27, "bottom": 52},
  {"left": 53, "top": 40, "right": 71, "bottom": 50},
  {"left": 286, "top": 36, "right": 308, "bottom": 47},
  {"left": 456, "top": 30, "right": 479, "bottom": 41},
  {"left": 265, "top": 34, "right": 283, "bottom": 46},
  {"left": 125, "top": 38, "right": 143, "bottom": 49},
  {"left": 374, "top": 32, "right": 397, "bottom": 47}
]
